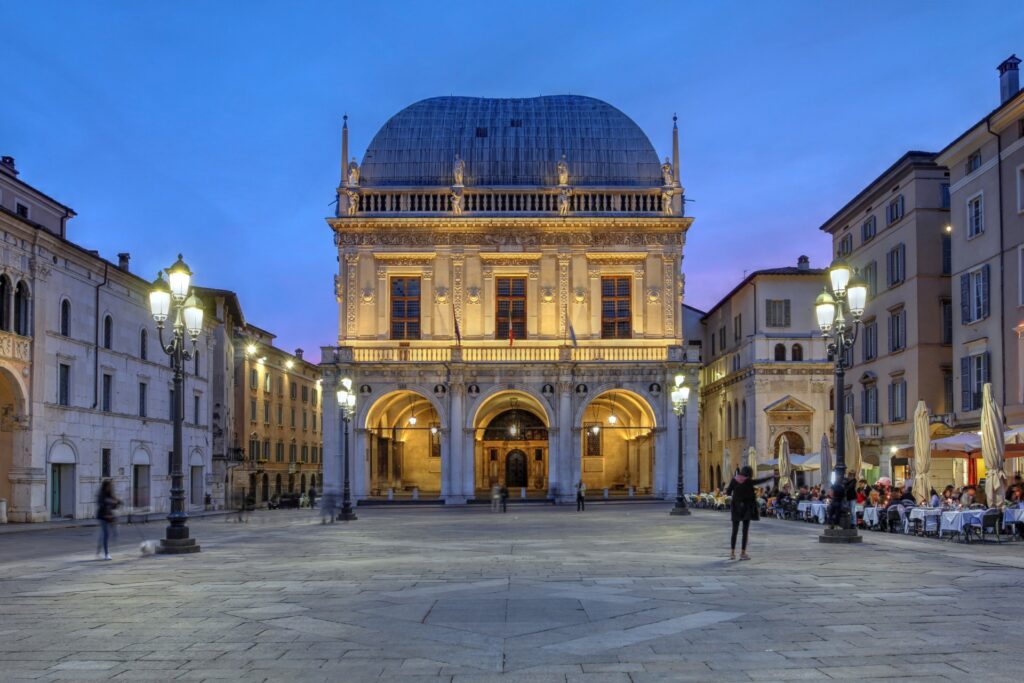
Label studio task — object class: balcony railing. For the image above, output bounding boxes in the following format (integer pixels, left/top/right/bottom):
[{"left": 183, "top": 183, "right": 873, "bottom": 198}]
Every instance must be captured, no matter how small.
[
  {"left": 857, "top": 424, "right": 882, "bottom": 440},
  {"left": 343, "top": 344, "right": 674, "bottom": 364},
  {"left": 0, "top": 330, "right": 30, "bottom": 363}
]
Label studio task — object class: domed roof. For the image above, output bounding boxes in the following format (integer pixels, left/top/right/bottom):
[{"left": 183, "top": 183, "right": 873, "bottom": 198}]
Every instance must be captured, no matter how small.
[{"left": 359, "top": 95, "right": 662, "bottom": 187}]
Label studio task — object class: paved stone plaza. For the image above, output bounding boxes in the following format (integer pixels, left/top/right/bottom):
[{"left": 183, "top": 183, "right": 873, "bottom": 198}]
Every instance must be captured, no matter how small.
[{"left": 1, "top": 504, "right": 1023, "bottom": 682}]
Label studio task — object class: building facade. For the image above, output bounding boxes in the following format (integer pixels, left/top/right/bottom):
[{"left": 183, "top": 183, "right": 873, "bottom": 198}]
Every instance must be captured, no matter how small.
[
  {"left": 698, "top": 257, "right": 833, "bottom": 490},
  {"left": 937, "top": 55, "right": 1024, "bottom": 433},
  {"left": 820, "top": 152, "right": 953, "bottom": 482},
  {"left": 320, "top": 96, "right": 698, "bottom": 503},
  {"left": 0, "top": 156, "right": 214, "bottom": 521},
  {"left": 232, "top": 324, "right": 323, "bottom": 504}
]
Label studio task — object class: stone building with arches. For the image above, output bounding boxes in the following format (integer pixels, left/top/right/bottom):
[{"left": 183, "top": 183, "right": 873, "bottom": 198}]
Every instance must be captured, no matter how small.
[
  {"left": 319, "top": 96, "right": 700, "bottom": 503},
  {"left": 0, "top": 156, "right": 215, "bottom": 522},
  {"left": 698, "top": 256, "right": 834, "bottom": 490}
]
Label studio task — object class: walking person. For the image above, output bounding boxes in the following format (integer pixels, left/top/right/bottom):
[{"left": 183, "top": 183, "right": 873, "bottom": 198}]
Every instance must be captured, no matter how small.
[
  {"left": 725, "top": 466, "right": 774, "bottom": 561},
  {"left": 576, "top": 480, "right": 586, "bottom": 511},
  {"left": 308, "top": 486, "right": 317, "bottom": 509},
  {"left": 95, "top": 479, "right": 120, "bottom": 561},
  {"left": 500, "top": 484, "right": 509, "bottom": 513}
]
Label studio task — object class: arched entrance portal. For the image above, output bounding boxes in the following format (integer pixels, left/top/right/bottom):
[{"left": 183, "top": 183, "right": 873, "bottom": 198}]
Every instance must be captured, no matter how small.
[
  {"left": 774, "top": 431, "right": 806, "bottom": 456},
  {"left": 472, "top": 391, "right": 549, "bottom": 497},
  {"left": 580, "top": 390, "right": 656, "bottom": 496},
  {"left": 0, "top": 368, "right": 24, "bottom": 512},
  {"left": 364, "top": 391, "right": 442, "bottom": 498}
]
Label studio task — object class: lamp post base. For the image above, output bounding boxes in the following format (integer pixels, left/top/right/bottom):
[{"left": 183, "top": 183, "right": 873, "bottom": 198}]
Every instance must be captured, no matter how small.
[
  {"left": 157, "top": 538, "right": 201, "bottom": 554},
  {"left": 818, "top": 527, "right": 862, "bottom": 544},
  {"left": 669, "top": 503, "right": 691, "bottom": 516},
  {"left": 337, "top": 510, "right": 358, "bottom": 522}
]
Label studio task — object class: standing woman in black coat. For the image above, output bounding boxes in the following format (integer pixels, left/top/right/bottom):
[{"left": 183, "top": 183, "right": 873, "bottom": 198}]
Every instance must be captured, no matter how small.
[{"left": 725, "top": 466, "right": 775, "bottom": 560}]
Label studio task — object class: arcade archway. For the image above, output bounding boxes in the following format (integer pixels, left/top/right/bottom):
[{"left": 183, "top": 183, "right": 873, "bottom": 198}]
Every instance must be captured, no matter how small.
[
  {"left": 579, "top": 390, "right": 656, "bottom": 496},
  {"left": 472, "top": 391, "right": 549, "bottom": 496},
  {"left": 364, "top": 390, "right": 442, "bottom": 498}
]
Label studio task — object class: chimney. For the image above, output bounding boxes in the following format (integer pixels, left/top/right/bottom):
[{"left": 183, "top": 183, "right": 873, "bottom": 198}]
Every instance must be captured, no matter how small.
[
  {"left": 999, "top": 54, "right": 1021, "bottom": 104},
  {"left": 294, "top": 348, "right": 304, "bottom": 361},
  {"left": 117, "top": 252, "right": 130, "bottom": 272},
  {"left": 0, "top": 156, "right": 17, "bottom": 177},
  {"left": 797, "top": 255, "right": 810, "bottom": 271}
]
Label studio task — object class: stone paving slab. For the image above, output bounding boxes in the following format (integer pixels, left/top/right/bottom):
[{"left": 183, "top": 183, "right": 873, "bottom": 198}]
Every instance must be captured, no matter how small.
[{"left": 0, "top": 506, "right": 1022, "bottom": 680}]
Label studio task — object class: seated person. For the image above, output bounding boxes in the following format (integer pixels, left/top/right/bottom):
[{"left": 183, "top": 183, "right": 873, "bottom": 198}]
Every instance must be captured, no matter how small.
[
  {"left": 941, "top": 485, "right": 956, "bottom": 508},
  {"left": 898, "top": 482, "right": 916, "bottom": 503},
  {"left": 795, "top": 486, "right": 811, "bottom": 503},
  {"left": 959, "top": 487, "right": 976, "bottom": 508},
  {"left": 929, "top": 488, "right": 941, "bottom": 508}
]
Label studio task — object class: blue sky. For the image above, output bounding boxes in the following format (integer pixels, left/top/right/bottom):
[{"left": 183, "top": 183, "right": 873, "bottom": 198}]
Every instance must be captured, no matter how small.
[{"left": 4, "top": 1, "right": 1023, "bottom": 359}]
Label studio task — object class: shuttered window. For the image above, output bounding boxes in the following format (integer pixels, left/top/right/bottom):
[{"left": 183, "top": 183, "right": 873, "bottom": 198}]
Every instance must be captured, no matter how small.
[
  {"left": 960, "top": 352, "right": 991, "bottom": 411},
  {"left": 765, "top": 299, "right": 791, "bottom": 328},
  {"left": 495, "top": 277, "right": 527, "bottom": 341},
  {"left": 959, "top": 265, "right": 990, "bottom": 323},
  {"left": 390, "top": 277, "right": 421, "bottom": 340},
  {"left": 600, "top": 277, "right": 631, "bottom": 339}
]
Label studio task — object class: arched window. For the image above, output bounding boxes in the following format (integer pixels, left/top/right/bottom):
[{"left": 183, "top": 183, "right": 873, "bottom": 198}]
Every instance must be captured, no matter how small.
[
  {"left": 774, "top": 343, "right": 786, "bottom": 361},
  {"left": 300, "top": 473, "right": 307, "bottom": 493},
  {"left": 829, "top": 389, "right": 835, "bottom": 411},
  {"left": 261, "top": 473, "right": 269, "bottom": 501},
  {"left": 103, "top": 315, "right": 113, "bottom": 349},
  {"left": 791, "top": 343, "right": 803, "bottom": 361},
  {"left": 194, "top": 350, "right": 200, "bottom": 376},
  {"left": 741, "top": 400, "right": 747, "bottom": 438},
  {"left": 0, "top": 275, "right": 9, "bottom": 331},
  {"left": 60, "top": 299, "right": 71, "bottom": 336},
  {"left": 274, "top": 473, "right": 282, "bottom": 495},
  {"left": 14, "top": 281, "right": 30, "bottom": 336},
  {"left": 726, "top": 402, "right": 732, "bottom": 439},
  {"left": 140, "top": 328, "right": 148, "bottom": 360}
]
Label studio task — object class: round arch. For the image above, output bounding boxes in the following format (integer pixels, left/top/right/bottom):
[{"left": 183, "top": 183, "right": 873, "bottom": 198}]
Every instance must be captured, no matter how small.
[
  {"left": 471, "top": 389, "right": 552, "bottom": 495},
  {"left": 362, "top": 389, "right": 444, "bottom": 498},
  {"left": 572, "top": 384, "right": 659, "bottom": 429},
  {"left": 773, "top": 431, "right": 806, "bottom": 456},
  {"left": 577, "top": 388, "right": 658, "bottom": 496}
]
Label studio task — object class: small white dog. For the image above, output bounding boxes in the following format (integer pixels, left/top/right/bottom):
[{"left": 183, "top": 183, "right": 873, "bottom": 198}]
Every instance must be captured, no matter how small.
[{"left": 139, "top": 540, "right": 158, "bottom": 555}]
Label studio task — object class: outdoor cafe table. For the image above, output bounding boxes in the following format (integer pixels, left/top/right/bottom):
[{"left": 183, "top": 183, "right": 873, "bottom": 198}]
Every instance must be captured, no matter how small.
[
  {"left": 863, "top": 506, "right": 880, "bottom": 527},
  {"left": 940, "top": 509, "right": 985, "bottom": 538},
  {"left": 797, "top": 501, "right": 827, "bottom": 523},
  {"left": 906, "top": 507, "right": 942, "bottom": 533},
  {"left": 1002, "top": 506, "right": 1024, "bottom": 530}
]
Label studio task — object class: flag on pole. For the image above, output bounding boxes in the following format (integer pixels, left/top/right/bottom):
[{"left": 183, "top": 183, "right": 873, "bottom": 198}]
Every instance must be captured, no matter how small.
[
  {"left": 569, "top": 322, "right": 578, "bottom": 347},
  {"left": 451, "top": 303, "right": 461, "bottom": 347}
]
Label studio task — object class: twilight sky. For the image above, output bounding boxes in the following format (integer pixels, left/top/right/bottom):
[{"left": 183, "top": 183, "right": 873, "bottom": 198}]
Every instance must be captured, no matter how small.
[{"left": 3, "top": 1, "right": 1023, "bottom": 360}]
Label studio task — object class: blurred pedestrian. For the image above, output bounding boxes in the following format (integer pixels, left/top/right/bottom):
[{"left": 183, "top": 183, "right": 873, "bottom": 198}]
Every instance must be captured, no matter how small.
[
  {"left": 320, "top": 490, "right": 338, "bottom": 524},
  {"left": 576, "top": 480, "right": 586, "bottom": 511},
  {"left": 308, "top": 486, "right": 317, "bottom": 509},
  {"left": 95, "top": 479, "right": 120, "bottom": 560},
  {"left": 725, "top": 466, "right": 774, "bottom": 560},
  {"left": 500, "top": 484, "right": 509, "bottom": 513}
]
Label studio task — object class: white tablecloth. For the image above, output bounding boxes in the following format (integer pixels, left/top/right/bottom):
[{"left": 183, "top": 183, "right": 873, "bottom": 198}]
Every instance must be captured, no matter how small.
[
  {"left": 908, "top": 508, "right": 942, "bottom": 523},
  {"left": 810, "top": 502, "right": 827, "bottom": 524},
  {"left": 1001, "top": 507, "right": 1024, "bottom": 529},
  {"left": 863, "top": 507, "right": 880, "bottom": 526},
  {"left": 797, "top": 501, "right": 810, "bottom": 513},
  {"left": 940, "top": 510, "right": 985, "bottom": 535}
]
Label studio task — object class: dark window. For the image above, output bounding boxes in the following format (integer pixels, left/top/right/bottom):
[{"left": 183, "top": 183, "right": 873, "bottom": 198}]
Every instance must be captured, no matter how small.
[
  {"left": 103, "top": 315, "right": 113, "bottom": 349},
  {"left": 101, "top": 448, "right": 111, "bottom": 479},
  {"left": 509, "top": 119, "right": 522, "bottom": 128},
  {"left": 60, "top": 300, "right": 70, "bottom": 336},
  {"left": 102, "top": 373, "right": 112, "bottom": 412},
  {"left": 194, "top": 350, "right": 200, "bottom": 376},
  {"left": 390, "top": 277, "right": 421, "bottom": 340},
  {"left": 58, "top": 363, "right": 70, "bottom": 406},
  {"left": 301, "top": 385, "right": 308, "bottom": 402},
  {"left": 765, "top": 299, "right": 791, "bottom": 327},
  {"left": 290, "top": 381, "right": 297, "bottom": 400},
  {"left": 14, "top": 281, "right": 29, "bottom": 335},
  {"left": 139, "top": 329, "right": 148, "bottom": 360},
  {"left": 600, "top": 276, "right": 631, "bottom": 339},
  {"left": 584, "top": 423, "right": 602, "bottom": 456},
  {"left": 194, "top": 395, "right": 201, "bottom": 425},
  {"left": 138, "top": 382, "right": 147, "bottom": 418},
  {"left": 861, "top": 216, "right": 876, "bottom": 243},
  {"left": 475, "top": 127, "right": 488, "bottom": 138},
  {"left": 496, "top": 277, "right": 527, "bottom": 341},
  {"left": 289, "top": 444, "right": 297, "bottom": 463},
  {"left": 15, "top": 202, "right": 29, "bottom": 218},
  {"left": 941, "top": 183, "right": 950, "bottom": 209},
  {"left": 966, "top": 150, "right": 982, "bottom": 174},
  {"left": 0, "top": 276, "right": 10, "bottom": 331},
  {"left": 941, "top": 299, "right": 952, "bottom": 345},
  {"left": 774, "top": 343, "right": 786, "bottom": 361},
  {"left": 791, "top": 344, "right": 803, "bottom": 361},
  {"left": 942, "top": 234, "right": 951, "bottom": 275}
]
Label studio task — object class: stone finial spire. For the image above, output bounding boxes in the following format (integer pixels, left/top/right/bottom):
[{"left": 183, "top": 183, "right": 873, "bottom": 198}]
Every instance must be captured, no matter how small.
[
  {"left": 341, "top": 114, "right": 349, "bottom": 186},
  {"left": 671, "top": 113, "right": 679, "bottom": 186}
]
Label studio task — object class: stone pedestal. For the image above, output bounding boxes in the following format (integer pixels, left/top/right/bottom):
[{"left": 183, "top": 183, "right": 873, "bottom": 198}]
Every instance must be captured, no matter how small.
[
  {"left": 157, "top": 538, "right": 201, "bottom": 554},
  {"left": 818, "top": 527, "right": 862, "bottom": 544}
]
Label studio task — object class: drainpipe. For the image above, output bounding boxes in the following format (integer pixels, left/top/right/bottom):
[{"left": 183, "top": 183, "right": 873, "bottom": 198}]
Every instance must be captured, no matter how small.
[
  {"left": 92, "top": 263, "right": 109, "bottom": 409},
  {"left": 985, "top": 118, "right": 1006, "bottom": 407}
]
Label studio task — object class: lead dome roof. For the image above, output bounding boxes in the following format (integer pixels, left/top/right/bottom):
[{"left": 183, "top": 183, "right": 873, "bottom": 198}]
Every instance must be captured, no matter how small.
[{"left": 359, "top": 95, "right": 663, "bottom": 187}]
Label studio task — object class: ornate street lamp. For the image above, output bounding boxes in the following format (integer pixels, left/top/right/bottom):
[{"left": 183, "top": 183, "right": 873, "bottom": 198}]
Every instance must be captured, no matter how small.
[
  {"left": 815, "top": 258, "right": 867, "bottom": 543},
  {"left": 336, "top": 376, "right": 358, "bottom": 521},
  {"left": 149, "top": 254, "right": 204, "bottom": 554},
  {"left": 670, "top": 373, "right": 691, "bottom": 516}
]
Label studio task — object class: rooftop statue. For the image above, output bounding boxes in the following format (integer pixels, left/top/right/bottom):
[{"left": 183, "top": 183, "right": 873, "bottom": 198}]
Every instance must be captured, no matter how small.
[
  {"left": 558, "top": 189, "right": 570, "bottom": 216},
  {"left": 453, "top": 155, "right": 465, "bottom": 186},
  {"left": 451, "top": 191, "right": 463, "bottom": 216},
  {"left": 662, "top": 190, "right": 674, "bottom": 216},
  {"left": 557, "top": 154, "right": 569, "bottom": 186},
  {"left": 347, "top": 158, "right": 360, "bottom": 186},
  {"left": 662, "top": 157, "right": 674, "bottom": 186}
]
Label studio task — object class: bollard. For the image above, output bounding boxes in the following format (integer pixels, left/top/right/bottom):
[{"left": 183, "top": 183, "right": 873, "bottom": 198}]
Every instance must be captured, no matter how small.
[
  {"left": 520, "top": 487, "right": 526, "bottom": 499},
  {"left": 603, "top": 488, "right": 609, "bottom": 500},
  {"left": 387, "top": 488, "right": 394, "bottom": 501},
  {"left": 0, "top": 498, "right": 7, "bottom": 524},
  {"left": 412, "top": 487, "right": 419, "bottom": 501},
  {"left": 628, "top": 487, "right": 634, "bottom": 497}
]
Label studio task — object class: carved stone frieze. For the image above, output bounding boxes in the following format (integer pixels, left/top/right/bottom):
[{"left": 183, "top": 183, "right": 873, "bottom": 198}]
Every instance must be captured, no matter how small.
[{"left": 335, "top": 230, "right": 683, "bottom": 248}]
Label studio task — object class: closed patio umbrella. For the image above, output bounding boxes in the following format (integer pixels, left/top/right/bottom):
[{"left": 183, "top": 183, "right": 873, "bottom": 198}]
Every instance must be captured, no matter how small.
[
  {"left": 777, "top": 435, "right": 792, "bottom": 489},
  {"left": 747, "top": 447, "right": 758, "bottom": 477},
  {"left": 844, "top": 413, "right": 862, "bottom": 480},
  {"left": 980, "top": 383, "right": 1007, "bottom": 506},
  {"left": 819, "top": 433, "right": 833, "bottom": 486},
  {"left": 912, "top": 401, "right": 931, "bottom": 504},
  {"left": 722, "top": 447, "right": 731, "bottom": 482}
]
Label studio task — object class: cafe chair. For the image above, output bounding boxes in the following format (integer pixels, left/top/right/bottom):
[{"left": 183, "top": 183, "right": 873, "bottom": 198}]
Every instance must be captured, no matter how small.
[{"left": 978, "top": 509, "right": 1003, "bottom": 544}]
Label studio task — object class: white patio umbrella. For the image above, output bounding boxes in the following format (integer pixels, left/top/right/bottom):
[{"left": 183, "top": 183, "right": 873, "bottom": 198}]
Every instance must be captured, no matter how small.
[
  {"left": 777, "top": 435, "right": 792, "bottom": 489},
  {"left": 980, "top": 383, "right": 1007, "bottom": 506},
  {"left": 930, "top": 432, "right": 981, "bottom": 456},
  {"left": 844, "top": 413, "right": 862, "bottom": 480},
  {"left": 819, "top": 433, "right": 833, "bottom": 486},
  {"left": 912, "top": 400, "right": 931, "bottom": 504}
]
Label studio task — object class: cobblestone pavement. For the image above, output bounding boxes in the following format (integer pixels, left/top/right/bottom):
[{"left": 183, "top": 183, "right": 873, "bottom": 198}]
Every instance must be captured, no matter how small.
[{"left": 1, "top": 504, "right": 1023, "bottom": 682}]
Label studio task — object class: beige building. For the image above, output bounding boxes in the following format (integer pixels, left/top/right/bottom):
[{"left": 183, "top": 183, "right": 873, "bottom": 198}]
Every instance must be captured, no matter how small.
[
  {"left": 698, "top": 256, "right": 833, "bottom": 491},
  {"left": 820, "top": 152, "right": 952, "bottom": 482},
  {"left": 318, "top": 96, "right": 699, "bottom": 503},
  {"left": 937, "top": 55, "right": 1024, "bottom": 439},
  {"left": 232, "top": 324, "right": 323, "bottom": 504}
]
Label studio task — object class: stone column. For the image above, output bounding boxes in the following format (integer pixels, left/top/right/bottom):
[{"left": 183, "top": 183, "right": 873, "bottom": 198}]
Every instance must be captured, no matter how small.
[
  {"left": 446, "top": 381, "right": 467, "bottom": 504},
  {"left": 320, "top": 362, "right": 341, "bottom": 499},
  {"left": 553, "top": 380, "right": 573, "bottom": 500},
  {"left": 685, "top": 391, "right": 699, "bottom": 494}
]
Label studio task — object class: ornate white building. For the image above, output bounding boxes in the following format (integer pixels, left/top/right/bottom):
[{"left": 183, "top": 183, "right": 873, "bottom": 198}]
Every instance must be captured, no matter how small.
[
  {"left": 320, "top": 96, "right": 699, "bottom": 503},
  {"left": 0, "top": 156, "right": 215, "bottom": 522}
]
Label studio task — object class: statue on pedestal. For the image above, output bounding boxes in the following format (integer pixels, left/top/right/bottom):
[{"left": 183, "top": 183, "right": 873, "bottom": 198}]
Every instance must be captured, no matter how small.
[
  {"left": 662, "top": 190, "right": 674, "bottom": 216},
  {"left": 661, "top": 157, "right": 674, "bottom": 186},
  {"left": 558, "top": 189, "right": 571, "bottom": 216},
  {"left": 347, "top": 158, "right": 360, "bottom": 186},
  {"left": 453, "top": 155, "right": 465, "bottom": 186},
  {"left": 346, "top": 189, "right": 360, "bottom": 216},
  {"left": 451, "top": 191, "right": 463, "bottom": 216},
  {"left": 557, "top": 154, "right": 569, "bottom": 186}
]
